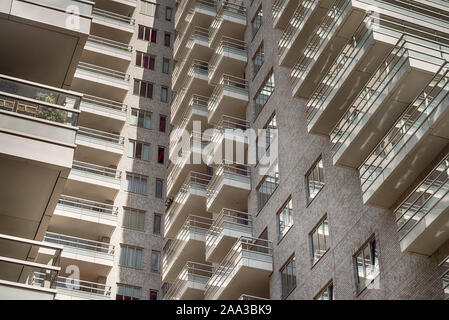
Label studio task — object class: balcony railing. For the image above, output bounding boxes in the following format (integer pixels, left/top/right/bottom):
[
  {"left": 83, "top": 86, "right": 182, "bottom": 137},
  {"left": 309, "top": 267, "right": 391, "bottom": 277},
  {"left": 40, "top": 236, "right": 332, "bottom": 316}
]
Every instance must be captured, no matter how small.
[
  {"left": 205, "top": 237, "right": 273, "bottom": 299},
  {"left": 394, "top": 152, "right": 449, "bottom": 239},
  {"left": 290, "top": 0, "right": 351, "bottom": 88},
  {"left": 164, "top": 262, "right": 213, "bottom": 300},
  {"left": 71, "top": 160, "right": 121, "bottom": 184},
  {"left": 209, "top": 37, "right": 246, "bottom": 74},
  {"left": 208, "top": 75, "right": 248, "bottom": 115},
  {"left": 272, "top": 0, "right": 289, "bottom": 22},
  {"left": 56, "top": 195, "right": 118, "bottom": 219},
  {"left": 77, "top": 126, "right": 124, "bottom": 149},
  {"left": 29, "top": 0, "right": 94, "bottom": 16},
  {"left": 81, "top": 94, "right": 127, "bottom": 116},
  {"left": 359, "top": 63, "right": 449, "bottom": 193},
  {"left": 0, "top": 74, "right": 81, "bottom": 127},
  {"left": 76, "top": 62, "right": 130, "bottom": 84},
  {"left": 209, "top": 1, "right": 246, "bottom": 43},
  {"left": 175, "top": 26, "right": 209, "bottom": 57},
  {"left": 44, "top": 232, "right": 115, "bottom": 256},
  {"left": 441, "top": 256, "right": 449, "bottom": 300},
  {"left": 86, "top": 35, "right": 132, "bottom": 55},
  {"left": 277, "top": 0, "right": 318, "bottom": 58},
  {"left": 239, "top": 294, "right": 269, "bottom": 300},
  {"left": 92, "top": 8, "right": 135, "bottom": 28}
]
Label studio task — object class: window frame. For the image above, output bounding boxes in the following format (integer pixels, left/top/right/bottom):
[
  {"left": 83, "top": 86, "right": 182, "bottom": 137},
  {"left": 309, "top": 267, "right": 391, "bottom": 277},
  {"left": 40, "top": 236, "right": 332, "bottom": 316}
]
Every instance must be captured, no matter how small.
[
  {"left": 305, "top": 156, "right": 325, "bottom": 205},
  {"left": 119, "top": 244, "right": 143, "bottom": 269},
  {"left": 280, "top": 255, "right": 297, "bottom": 299},
  {"left": 122, "top": 207, "right": 146, "bottom": 232},
  {"left": 309, "top": 215, "right": 330, "bottom": 266}
]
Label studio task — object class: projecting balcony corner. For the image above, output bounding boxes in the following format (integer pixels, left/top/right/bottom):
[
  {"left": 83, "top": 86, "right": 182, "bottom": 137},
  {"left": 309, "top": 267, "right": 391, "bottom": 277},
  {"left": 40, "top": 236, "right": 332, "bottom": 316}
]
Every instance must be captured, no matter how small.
[
  {"left": 83, "top": 35, "right": 133, "bottom": 72},
  {"left": 176, "top": 0, "right": 216, "bottom": 31},
  {"left": 208, "top": 2, "right": 247, "bottom": 49},
  {"left": 272, "top": 0, "right": 296, "bottom": 30},
  {"left": 79, "top": 95, "right": 127, "bottom": 131},
  {"left": 175, "top": 26, "right": 211, "bottom": 63},
  {"left": 208, "top": 38, "right": 247, "bottom": 85},
  {"left": 91, "top": 8, "right": 135, "bottom": 43}
]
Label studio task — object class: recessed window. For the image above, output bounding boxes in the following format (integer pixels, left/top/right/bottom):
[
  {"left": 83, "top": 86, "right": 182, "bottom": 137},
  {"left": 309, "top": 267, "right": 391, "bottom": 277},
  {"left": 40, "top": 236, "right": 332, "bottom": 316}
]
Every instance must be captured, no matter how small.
[
  {"left": 165, "top": 7, "right": 173, "bottom": 21},
  {"left": 123, "top": 208, "right": 145, "bottom": 231},
  {"left": 256, "top": 166, "right": 279, "bottom": 213},
  {"left": 116, "top": 284, "right": 141, "bottom": 300},
  {"left": 164, "top": 32, "right": 171, "bottom": 47},
  {"left": 151, "top": 250, "right": 161, "bottom": 273},
  {"left": 133, "top": 79, "right": 153, "bottom": 98},
  {"left": 138, "top": 25, "right": 157, "bottom": 42},
  {"left": 155, "top": 179, "right": 164, "bottom": 198},
  {"left": 136, "top": 52, "right": 155, "bottom": 70},
  {"left": 128, "top": 140, "right": 150, "bottom": 161},
  {"left": 162, "top": 58, "right": 170, "bottom": 74},
  {"left": 254, "top": 71, "right": 275, "bottom": 120},
  {"left": 252, "top": 42, "right": 264, "bottom": 78},
  {"left": 315, "top": 282, "right": 334, "bottom": 300},
  {"left": 277, "top": 198, "right": 293, "bottom": 241},
  {"left": 157, "top": 147, "right": 165, "bottom": 164},
  {"left": 354, "top": 237, "right": 379, "bottom": 294},
  {"left": 159, "top": 115, "right": 166, "bottom": 132},
  {"left": 306, "top": 157, "right": 324, "bottom": 204},
  {"left": 153, "top": 214, "right": 162, "bottom": 235},
  {"left": 161, "top": 86, "right": 169, "bottom": 103},
  {"left": 280, "top": 256, "right": 296, "bottom": 299},
  {"left": 119, "top": 245, "right": 143, "bottom": 269},
  {"left": 141, "top": 1, "right": 158, "bottom": 17},
  {"left": 126, "top": 173, "right": 148, "bottom": 195},
  {"left": 257, "top": 113, "right": 277, "bottom": 164},
  {"left": 130, "top": 108, "right": 151, "bottom": 129},
  {"left": 149, "top": 290, "right": 158, "bottom": 300},
  {"left": 310, "top": 216, "right": 330, "bottom": 265},
  {"left": 251, "top": 6, "right": 263, "bottom": 38}
]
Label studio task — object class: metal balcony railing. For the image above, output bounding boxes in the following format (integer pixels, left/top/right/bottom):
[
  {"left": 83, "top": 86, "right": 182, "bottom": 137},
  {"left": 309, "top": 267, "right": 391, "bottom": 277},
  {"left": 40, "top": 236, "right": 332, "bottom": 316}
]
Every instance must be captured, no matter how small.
[
  {"left": 394, "top": 152, "right": 449, "bottom": 239},
  {"left": 164, "top": 262, "right": 213, "bottom": 300},
  {"left": 31, "top": 0, "right": 93, "bottom": 16},
  {"left": 440, "top": 256, "right": 449, "bottom": 300},
  {"left": 71, "top": 160, "right": 121, "bottom": 183},
  {"left": 209, "top": 1, "right": 246, "bottom": 43},
  {"left": 208, "top": 75, "right": 248, "bottom": 115},
  {"left": 86, "top": 35, "right": 132, "bottom": 55},
  {"left": 80, "top": 94, "right": 127, "bottom": 116},
  {"left": 272, "top": 0, "right": 289, "bottom": 22},
  {"left": 205, "top": 237, "right": 272, "bottom": 299},
  {"left": 77, "top": 126, "right": 124, "bottom": 149},
  {"left": 174, "top": 26, "right": 209, "bottom": 57},
  {"left": 209, "top": 37, "right": 246, "bottom": 74},
  {"left": 359, "top": 63, "right": 449, "bottom": 193},
  {"left": 77, "top": 62, "right": 130, "bottom": 83},
  {"left": 44, "top": 232, "right": 115, "bottom": 256},
  {"left": 56, "top": 195, "right": 118, "bottom": 218},
  {"left": 92, "top": 8, "right": 135, "bottom": 28}
]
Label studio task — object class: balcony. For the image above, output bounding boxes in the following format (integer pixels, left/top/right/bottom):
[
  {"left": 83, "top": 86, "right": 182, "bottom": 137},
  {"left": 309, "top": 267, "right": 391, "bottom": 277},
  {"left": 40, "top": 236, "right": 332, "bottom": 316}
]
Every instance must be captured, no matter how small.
[
  {"left": 0, "top": 233, "right": 62, "bottom": 300},
  {"left": 176, "top": 0, "right": 216, "bottom": 31},
  {"left": 91, "top": 8, "right": 135, "bottom": 43},
  {"left": 441, "top": 257, "right": 449, "bottom": 300},
  {"left": 72, "top": 62, "right": 130, "bottom": 101},
  {"left": 0, "top": 74, "right": 81, "bottom": 240},
  {"left": 330, "top": 36, "right": 445, "bottom": 169},
  {"left": 0, "top": 0, "right": 92, "bottom": 88},
  {"left": 394, "top": 152, "right": 449, "bottom": 256},
  {"left": 83, "top": 35, "right": 132, "bottom": 72},
  {"left": 205, "top": 237, "right": 272, "bottom": 300},
  {"left": 162, "top": 216, "right": 212, "bottom": 282},
  {"left": 208, "top": 75, "right": 248, "bottom": 124},
  {"left": 175, "top": 0, "right": 196, "bottom": 30},
  {"left": 359, "top": 63, "right": 449, "bottom": 208},
  {"left": 272, "top": 0, "right": 297, "bottom": 30},
  {"left": 165, "top": 172, "right": 212, "bottom": 238},
  {"left": 52, "top": 195, "right": 118, "bottom": 238},
  {"left": 42, "top": 232, "right": 114, "bottom": 273},
  {"left": 175, "top": 26, "right": 212, "bottom": 68},
  {"left": 305, "top": 16, "right": 399, "bottom": 136},
  {"left": 209, "top": 1, "right": 246, "bottom": 49},
  {"left": 278, "top": 0, "right": 333, "bottom": 67},
  {"left": 206, "top": 209, "right": 252, "bottom": 263},
  {"left": 79, "top": 94, "right": 127, "bottom": 132},
  {"left": 75, "top": 126, "right": 124, "bottom": 166},
  {"left": 93, "top": 0, "right": 137, "bottom": 17},
  {"left": 164, "top": 262, "right": 213, "bottom": 300},
  {"left": 66, "top": 161, "right": 121, "bottom": 202},
  {"left": 206, "top": 164, "right": 251, "bottom": 213},
  {"left": 208, "top": 37, "right": 247, "bottom": 84}
]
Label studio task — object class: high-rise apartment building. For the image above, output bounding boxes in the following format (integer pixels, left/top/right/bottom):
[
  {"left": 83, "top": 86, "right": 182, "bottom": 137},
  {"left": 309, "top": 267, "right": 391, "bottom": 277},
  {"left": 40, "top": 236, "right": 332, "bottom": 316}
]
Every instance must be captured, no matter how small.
[
  {"left": 163, "top": 0, "right": 449, "bottom": 300},
  {"left": 0, "top": 0, "right": 174, "bottom": 300}
]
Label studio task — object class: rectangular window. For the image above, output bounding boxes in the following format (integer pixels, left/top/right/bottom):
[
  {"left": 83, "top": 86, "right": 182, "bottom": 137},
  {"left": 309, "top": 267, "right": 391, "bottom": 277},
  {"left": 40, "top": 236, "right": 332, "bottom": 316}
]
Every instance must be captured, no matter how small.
[
  {"left": 164, "top": 32, "right": 171, "bottom": 47},
  {"left": 141, "top": 1, "right": 157, "bottom": 17},
  {"left": 315, "top": 283, "right": 334, "bottom": 300},
  {"left": 128, "top": 140, "right": 150, "bottom": 161},
  {"left": 123, "top": 208, "right": 145, "bottom": 231},
  {"left": 153, "top": 214, "right": 162, "bottom": 235},
  {"left": 159, "top": 115, "right": 166, "bottom": 132},
  {"left": 165, "top": 7, "right": 173, "bottom": 21},
  {"left": 162, "top": 58, "right": 170, "bottom": 74},
  {"left": 116, "top": 284, "right": 141, "bottom": 300},
  {"left": 133, "top": 79, "right": 153, "bottom": 98},
  {"left": 278, "top": 198, "right": 293, "bottom": 241},
  {"left": 157, "top": 147, "right": 165, "bottom": 164},
  {"left": 354, "top": 238, "right": 379, "bottom": 294},
  {"left": 252, "top": 43, "right": 264, "bottom": 78},
  {"left": 126, "top": 173, "right": 148, "bottom": 195},
  {"left": 151, "top": 250, "right": 161, "bottom": 273},
  {"left": 254, "top": 71, "right": 275, "bottom": 120},
  {"left": 136, "top": 52, "right": 155, "bottom": 70},
  {"left": 310, "top": 216, "right": 330, "bottom": 264},
  {"left": 149, "top": 290, "right": 158, "bottom": 300},
  {"left": 306, "top": 157, "right": 325, "bottom": 204},
  {"left": 119, "top": 245, "right": 143, "bottom": 269},
  {"left": 257, "top": 113, "right": 277, "bottom": 164},
  {"left": 130, "top": 108, "right": 151, "bottom": 129},
  {"left": 138, "top": 25, "right": 157, "bottom": 43},
  {"left": 280, "top": 256, "right": 296, "bottom": 299},
  {"left": 251, "top": 6, "right": 263, "bottom": 38},
  {"left": 257, "top": 166, "right": 279, "bottom": 213},
  {"left": 155, "top": 179, "right": 163, "bottom": 198},
  {"left": 161, "top": 86, "right": 168, "bottom": 103}
]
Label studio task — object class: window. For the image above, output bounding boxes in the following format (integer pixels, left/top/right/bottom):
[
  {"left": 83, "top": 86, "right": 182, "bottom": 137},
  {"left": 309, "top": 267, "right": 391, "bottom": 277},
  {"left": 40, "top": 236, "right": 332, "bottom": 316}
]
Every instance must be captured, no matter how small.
[
  {"left": 315, "top": 282, "right": 334, "bottom": 300},
  {"left": 161, "top": 283, "right": 171, "bottom": 299},
  {"left": 119, "top": 245, "right": 143, "bottom": 269},
  {"left": 280, "top": 256, "right": 296, "bottom": 299},
  {"left": 165, "top": 7, "right": 173, "bottom": 21},
  {"left": 130, "top": 108, "right": 151, "bottom": 129},
  {"left": 136, "top": 52, "right": 155, "bottom": 70},
  {"left": 128, "top": 140, "right": 150, "bottom": 161},
  {"left": 252, "top": 43, "right": 264, "bottom": 78},
  {"left": 159, "top": 115, "right": 166, "bottom": 132},
  {"left": 256, "top": 166, "right": 279, "bottom": 212},
  {"left": 155, "top": 179, "right": 163, "bottom": 198},
  {"left": 151, "top": 250, "right": 161, "bottom": 273},
  {"left": 164, "top": 32, "right": 171, "bottom": 47},
  {"left": 306, "top": 157, "right": 325, "bottom": 204},
  {"left": 251, "top": 6, "right": 263, "bottom": 38},
  {"left": 257, "top": 113, "right": 277, "bottom": 164},
  {"left": 138, "top": 25, "right": 157, "bottom": 42},
  {"left": 126, "top": 173, "right": 148, "bottom": 195},
  {"left": 254, "top": 71, "right": 275, "bottom": 120},
  {"left": 354, "top": 238, "right": 379, "bottom": 294},
  {"left": 141, "top": 1, "right": 157, "bottom": 17},
  {"left": 133, "top": 79, "right": 153, "bottom": 98},
  {"left": 123, "top": 208, "right": 145, "bottom": 231},
  {"left": 153, "top": 214, "right": 162, "bottom": 235},
  {"left": 162, "top": 58, "right": 170, "bottom": 74},
  {"left": 157, "top": 147, "right": 165, "bottom": 164},
  {"left": 278, "top": 198, "right": 293, "bottom": 241},
  {"left": 310, "top": 216, "right": 330, "bottom": 264},
  {"left": 116, "top": 284, "right": 141, "bottom": 300},
  {"left": 149, "top": 290, "right": 158, "bottom": 300},
  {"left": 161, "top": 86, "right": 168, "bottom": 103}
]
